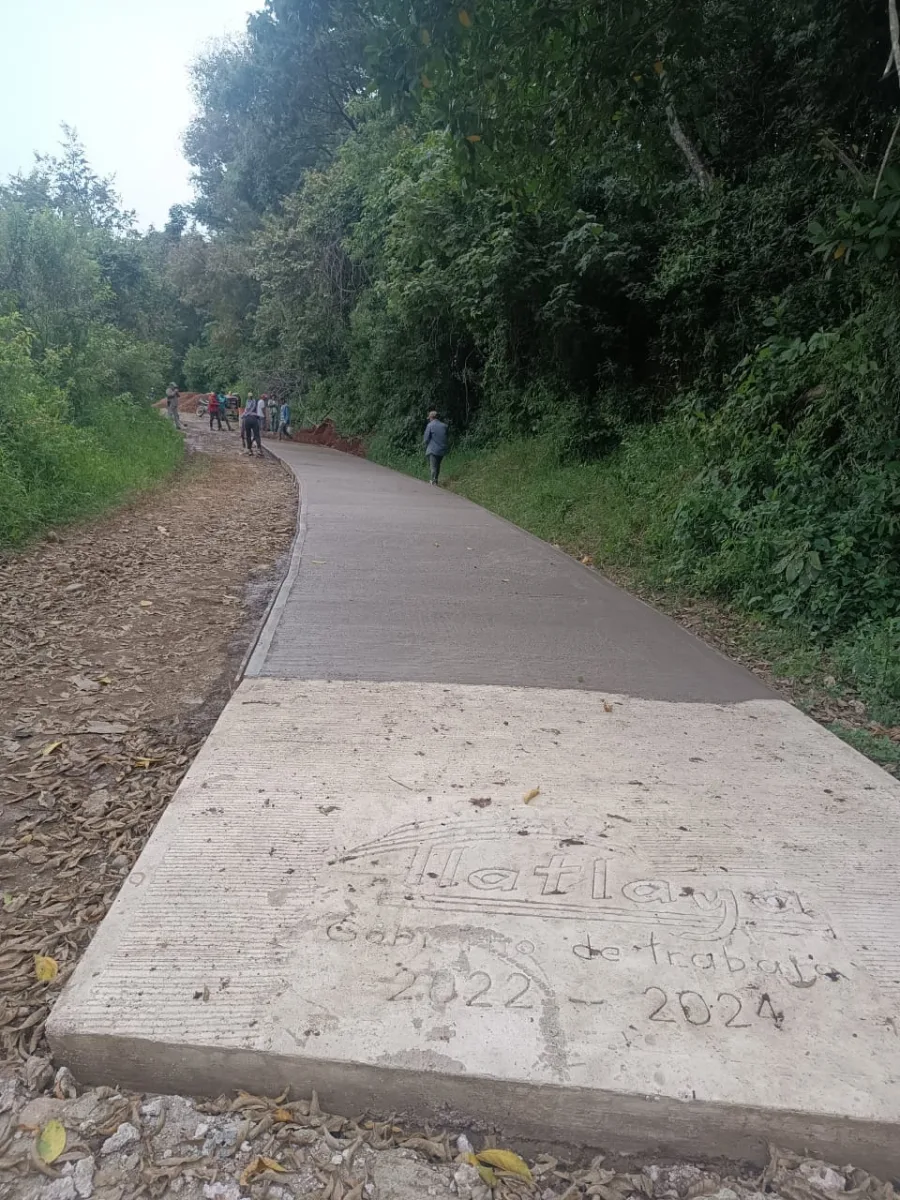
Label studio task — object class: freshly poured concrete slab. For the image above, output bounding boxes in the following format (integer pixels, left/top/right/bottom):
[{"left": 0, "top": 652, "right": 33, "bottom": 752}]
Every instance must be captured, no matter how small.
[
  {"left": 49, "top": 679, "right": 900, "bottom": 1171},
  {"left": 249, "top": 443, "right": 772, "bottom": 702}
]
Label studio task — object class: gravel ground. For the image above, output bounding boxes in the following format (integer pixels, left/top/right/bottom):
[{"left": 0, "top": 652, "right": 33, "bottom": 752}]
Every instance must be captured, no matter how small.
[{"left": 1, "top": 1071, "right": 896, "bottom": 1200}]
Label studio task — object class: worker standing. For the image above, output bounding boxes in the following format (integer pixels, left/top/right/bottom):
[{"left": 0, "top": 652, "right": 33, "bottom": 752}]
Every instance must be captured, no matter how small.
[
  {"left": 244, "top": 394, "right": 263, "bottom": 457},
  {"left": 278, "top": 400, "right": 291, "bottom": 441},
  {"left": 217, "top": 392, "right": 232, "bottom": 431},
  {"left": 208, "top": 392, "right": 223, "bottom": 431},
  {"left": 165, "top": 383, "right": 182, "bottom": 430}
]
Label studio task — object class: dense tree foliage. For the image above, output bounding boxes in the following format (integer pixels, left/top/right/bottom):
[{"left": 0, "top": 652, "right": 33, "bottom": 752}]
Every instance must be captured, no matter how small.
[
  {"left": 178, "top": 0, "right": 900, "bottom": 712},
  {"left": 0, "top": 129, "right": 193, "bottom": 543}
]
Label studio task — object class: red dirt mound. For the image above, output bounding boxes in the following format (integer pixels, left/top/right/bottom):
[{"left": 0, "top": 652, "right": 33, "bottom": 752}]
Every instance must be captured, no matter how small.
[{"left": 288, "top": 418, "right": 366, "bottom": 457}]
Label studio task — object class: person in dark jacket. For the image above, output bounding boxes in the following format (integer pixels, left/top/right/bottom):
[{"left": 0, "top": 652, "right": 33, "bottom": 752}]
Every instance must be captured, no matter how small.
[{"left": 423, "top": 410, "right": 448, "bottom": 485}]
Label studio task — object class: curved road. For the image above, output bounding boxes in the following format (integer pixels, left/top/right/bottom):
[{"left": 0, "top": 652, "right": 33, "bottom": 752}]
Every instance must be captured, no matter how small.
[
  {"left": 251, "top": 442, "right": 771, "bottom": 701},
  {"left": 50, "top": 437, "right": 900, "bottom": 1175}
]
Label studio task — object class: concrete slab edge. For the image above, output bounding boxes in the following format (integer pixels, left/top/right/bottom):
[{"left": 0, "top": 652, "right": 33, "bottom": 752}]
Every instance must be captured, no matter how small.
[
  {"left": 238, "top": 462, "right": 306, "bottom": 682},
  {"left": 50, "top": 1030, "right": 900, "bottom": 1176}
]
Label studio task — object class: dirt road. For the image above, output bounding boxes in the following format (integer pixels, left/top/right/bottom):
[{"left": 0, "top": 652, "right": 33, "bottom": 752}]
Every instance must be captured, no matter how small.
[{"left": 0, "top": 422, "right": 296, "bottom": 1066}]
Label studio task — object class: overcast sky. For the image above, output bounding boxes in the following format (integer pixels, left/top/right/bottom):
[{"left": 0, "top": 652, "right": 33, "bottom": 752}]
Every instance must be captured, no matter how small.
[{"left": 0, "top": 0, "right": 257, "bottom": 228}]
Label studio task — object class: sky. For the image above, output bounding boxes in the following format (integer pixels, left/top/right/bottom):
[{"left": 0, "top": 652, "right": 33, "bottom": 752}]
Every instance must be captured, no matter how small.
[{"left": 0, "top": 0, "right": 258, "bottom": 229}]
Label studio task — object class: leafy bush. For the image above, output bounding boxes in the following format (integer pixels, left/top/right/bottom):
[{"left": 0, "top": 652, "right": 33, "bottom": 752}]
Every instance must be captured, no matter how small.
[{"left": 0, "top": 318, "right": 181, "bottom": 547}]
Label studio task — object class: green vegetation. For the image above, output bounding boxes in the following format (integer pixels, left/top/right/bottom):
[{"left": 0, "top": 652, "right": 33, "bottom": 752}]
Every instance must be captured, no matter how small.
[
  {"left": 0, "top": 130, "right": 197, "bottom": 546},
  {"left": 169, "top": 0, "right": 900, "bottom": 726}
]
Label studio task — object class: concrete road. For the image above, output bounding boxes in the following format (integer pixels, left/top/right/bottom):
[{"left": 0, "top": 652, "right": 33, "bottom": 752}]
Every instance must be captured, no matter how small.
[
  {"left": 49, "top": 436, "right": 900, "bottom": 1175},
  {"left": 250, "top": 442, "right": 771, "bottom": 701}
]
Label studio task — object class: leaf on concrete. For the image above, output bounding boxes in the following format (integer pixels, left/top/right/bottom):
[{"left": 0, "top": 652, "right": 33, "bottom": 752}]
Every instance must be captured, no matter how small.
[
  {"left": 476, "top": 1148, "right": 533, "bottom": 1181},
  {"left": 522, "top": 787, "right": 540, "bottom": 804},
  {"left": 37, "top": 1119, "right": 66, "bottom": 1163},
  {"left": 35, "top": 956, "right": 59, "bottom": 984},
  {"left": 603, "top": 701, "right": 613, "bottom": 713}
]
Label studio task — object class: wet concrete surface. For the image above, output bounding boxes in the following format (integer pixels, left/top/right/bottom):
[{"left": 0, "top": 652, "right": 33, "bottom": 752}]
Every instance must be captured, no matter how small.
[{"left": 252, "top": 444, "right": 772, "bottom": 702}]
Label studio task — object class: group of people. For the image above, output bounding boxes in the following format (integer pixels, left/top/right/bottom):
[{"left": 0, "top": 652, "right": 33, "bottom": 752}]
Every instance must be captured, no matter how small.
[
  {"left": 238, "top": 393, "right": 292, "bottom": 456},
  {"left": 165, "top": 383, "right": 451, "bottom": 483},
  {"left": 163, "top": 383, "right": 291, "bottom": 457}
]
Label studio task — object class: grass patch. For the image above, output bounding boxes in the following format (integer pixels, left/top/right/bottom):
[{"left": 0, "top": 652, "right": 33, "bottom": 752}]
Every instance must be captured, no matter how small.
[
  {"left": 0, "top": 399, "right": 183, "bottom": 548},
  {"left": 827, "top": 726, "right": 900, "bottom": 774}
]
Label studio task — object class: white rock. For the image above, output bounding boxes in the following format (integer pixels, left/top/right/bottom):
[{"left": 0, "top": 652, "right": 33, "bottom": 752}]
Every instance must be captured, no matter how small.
[
  {"left": 53, "top": 1067, "right": 78, "bottom": 1099},
  {"left": 140, "top": 1097, "right": 163, "bottom": 1119},
  {"left": 42, "top": 1178, "right": 77, "bottom": 1200},
  {"left": 456, "top": 1134, "right": 474, "bottom": 1156},
  {"left": 453, "top": 1162, "right": 491, "bottom": 1200},
  {"left": 331, "top": 1151, "right": 344, "bottom": 1165},
  {"left": 194, "top": 1122, "right": 210, "bottom": 1138},
  {"left": 73, "top": 1156, "right": 95, "bottom": 1199},
  {"left": 100, "top": 1121, "right": 140, "bottom": 1156},
  {"left": 202, "top": 1182, "right": 242, "bottom": 1200},
  {"left": 799, "top": 1163, "right": 846, "bottom": 1193}
]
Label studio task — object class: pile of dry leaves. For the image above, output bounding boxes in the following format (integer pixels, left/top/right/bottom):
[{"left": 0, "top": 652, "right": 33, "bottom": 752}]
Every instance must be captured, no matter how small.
[{"left": 0, "top": 423, "right": 297, "bottom": 1068}]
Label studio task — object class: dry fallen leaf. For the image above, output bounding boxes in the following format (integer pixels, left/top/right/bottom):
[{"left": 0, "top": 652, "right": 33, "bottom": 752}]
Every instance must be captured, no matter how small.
[
  {"left": 466, "top": 1154, "right": 498, "bottom": 1187},
  {"left": 133, "top": 756, "right": 156, "bottom": 769},
  {"left": 37, "top": 1119, "right": 66, "bottom": 1164},
  {"left": 83, "top": 720, "right": 129, "bottom": 736},
  {"left": 476, "top": 1148, "right": 533, "bottom": 1181},
  {"left": 273, "top": 1108, "right": 294, "bottom": 1123},
  {"left": 35, "top": 956, "right": 59, "bottom": 984},
  {"left": 40, "top": 741, "right": 63, "bottom": 757},
  {"left": 523, "top": 787, "right": 540, "bottom": 804},
  {"left": 97, "top": 675, "right": 113, "bottom": 686},
  {"left": 240, "top": 1156, "right": 287, "bottom": 1186},
  {"left": 70, "top": 674, "right": 100, "bottom": 693},
  {"left": 603, "top": 700, "right": 613, "bottom": 713}
]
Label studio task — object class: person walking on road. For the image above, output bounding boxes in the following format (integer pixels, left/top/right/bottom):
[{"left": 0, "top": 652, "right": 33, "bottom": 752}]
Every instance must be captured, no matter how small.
[
  {"left": 423, "top": 410, "right": 448, "bottom": 485},
  {"left": 278, "top": 400, "right": 291, "bottom": 441},
  {"left": 208, "top": 392, "right": 223, "bottom": 431},
  {"left": 244, "top": 394, "right": 263, "bottom": 457},
  {"left": 165, "top": 383, "right": 182, "bottom": 430}
]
